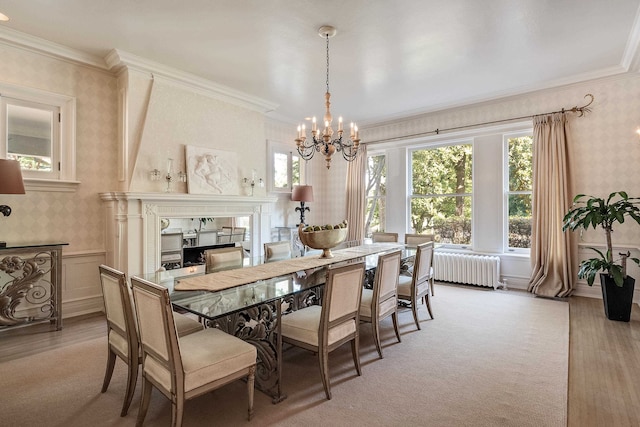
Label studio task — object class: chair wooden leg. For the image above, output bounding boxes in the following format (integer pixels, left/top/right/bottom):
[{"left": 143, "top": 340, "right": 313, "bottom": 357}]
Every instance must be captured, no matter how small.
[
  {"left": 172, "top": 398, "right": 184, "bottom": 427},
  {"left": 430, "top": 278, "right": 435, "bottom": 296},
  {"left": 425, "top": 292, "right": 434, "bottom": 319},
  {"left": 391, "top": 312, "right": 401, "bottom": 343},
  {"left": 351, "top": 334, "right": 362, "bottom": 376},
  {"left": 136, "top": 377, "right": 153, "bottom": 427},
  {"left": 371, "top": 319, "right": 383, "bottom": 359},
  {"left": 411, "top": 296, "right": 421, "bottom": 330},
  {"left": 121, "top": 359, "right": 138, "bottom": 416},
  {"left": 318, "top": 350, "right": 332, "bottom": 400},
  {"left": 247, "top": 366, "right": 255, "bottom": 421},
  {"left": 101, "top": 349, "right": 116, "bottom": 393}
]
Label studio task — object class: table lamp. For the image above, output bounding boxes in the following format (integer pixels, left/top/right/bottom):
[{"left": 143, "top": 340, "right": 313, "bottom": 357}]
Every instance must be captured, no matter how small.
[
  {"left": 0, "top": 159, "right": 26, "bottom": 247},
  {"left": 291, "top": 185, "right": 314, "bottom": 226}
]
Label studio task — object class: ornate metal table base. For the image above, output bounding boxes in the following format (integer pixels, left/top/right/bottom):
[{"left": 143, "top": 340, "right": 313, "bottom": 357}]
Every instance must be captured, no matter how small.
[
  {"left": 204, "top": 287, "right": 321, "bottom": 403},
  {"left": 0, "top": 244, "right": 65, "bottom": 332}
]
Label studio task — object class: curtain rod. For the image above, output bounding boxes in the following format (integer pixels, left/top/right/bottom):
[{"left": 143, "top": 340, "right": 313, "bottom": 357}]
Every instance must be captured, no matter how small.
[{"left": 365, "top": 93, "right": 594, "bottom": 145}]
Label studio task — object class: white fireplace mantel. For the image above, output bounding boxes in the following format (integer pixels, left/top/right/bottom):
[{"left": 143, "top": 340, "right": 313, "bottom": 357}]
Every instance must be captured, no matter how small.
[{"left": 100, "top": 192, "right": 277, "bottom": 276}]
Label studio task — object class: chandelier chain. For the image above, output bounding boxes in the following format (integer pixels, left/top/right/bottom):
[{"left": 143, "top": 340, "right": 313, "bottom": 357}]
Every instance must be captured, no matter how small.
[{"left": 325, "top": 34, "right": 330, "bottom": 93}]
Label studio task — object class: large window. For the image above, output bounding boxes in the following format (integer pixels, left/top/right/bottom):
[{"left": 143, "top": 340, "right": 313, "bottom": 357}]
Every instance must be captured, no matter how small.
[
  {"left": 506, "top": 135, "right": 533, "bottom": 250},
  {"left": 364, "top": 154, "right": 386, "bottom": 237},
  {"left": 268, "top": 141, "right": 301, "bottom": 192},
  {"left": 410, "top": 143, "right": 473, "bottom": 245}
]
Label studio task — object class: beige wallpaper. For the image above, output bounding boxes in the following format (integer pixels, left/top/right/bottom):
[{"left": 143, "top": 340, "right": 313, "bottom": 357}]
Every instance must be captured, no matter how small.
[{"left": 0, "top": 43, "right": 118, "bottom": 252}]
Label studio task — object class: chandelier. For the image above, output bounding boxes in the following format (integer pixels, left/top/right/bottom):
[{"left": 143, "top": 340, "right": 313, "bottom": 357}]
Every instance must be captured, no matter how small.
[{"left": 295, "top": 26, "right": 361, "bottom": 170}]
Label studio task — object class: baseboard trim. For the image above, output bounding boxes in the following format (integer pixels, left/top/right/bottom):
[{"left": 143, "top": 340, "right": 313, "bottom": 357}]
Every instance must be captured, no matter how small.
[{"left": 62, "top": 295, "right": 104, "bottom": 319}]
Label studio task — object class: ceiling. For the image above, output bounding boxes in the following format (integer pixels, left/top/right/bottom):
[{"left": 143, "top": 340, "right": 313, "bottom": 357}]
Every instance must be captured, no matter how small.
[{"left": 1, "top": 0, "right": 640, "bottom": 125}]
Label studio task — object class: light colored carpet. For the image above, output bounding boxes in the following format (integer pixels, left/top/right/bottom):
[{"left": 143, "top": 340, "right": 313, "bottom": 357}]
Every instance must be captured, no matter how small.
[{"left": 0, "top": 284, "right": 568, "bottom": 426}]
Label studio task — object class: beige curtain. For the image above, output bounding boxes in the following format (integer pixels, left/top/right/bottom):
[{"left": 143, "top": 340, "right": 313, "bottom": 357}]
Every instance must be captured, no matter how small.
[
  {"left": 345, "top": 144, "right": 367, "bottom": 241},
  {"left": 528, "top": 112, "right": 575, "bottom": 297}
]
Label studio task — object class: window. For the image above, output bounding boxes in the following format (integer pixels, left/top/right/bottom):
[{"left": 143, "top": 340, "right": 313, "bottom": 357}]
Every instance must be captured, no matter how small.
[
  {"left": 0, "top": 82, "right": 77, "bottom": 191},
  {"left": 410, "top": 143, "right": 473, "bottom": 245},
  {"left": 3, "top": 98, "right": 59, "bottom": 177},
  {"left": 268, "top": 140, "right": 302, "bottom": 192},
  {"left": 505, "top": 134, "right": 533, "bottom": 250},
  {"left": 364, "top": 153, "right": 387, "bottom": 237}
]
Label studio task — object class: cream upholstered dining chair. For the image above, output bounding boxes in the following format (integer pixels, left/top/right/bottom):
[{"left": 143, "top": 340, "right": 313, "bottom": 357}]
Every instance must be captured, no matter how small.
[
  {"left": 98, "top": 265, "right": 203, "bottom": 417},
  {"left": 263, "top": 241, "right": 292, "bottom": 262},
  {"left": 280, "top": 262, "right": 366, "bottom": 400},
  {"left": 204, "top": 246, "right": 245, "bottom": 273},
  {"left": 371, "top": 232, "right": 399, "bottom": 243},
  {"left": 196, "top": 229, "right": 218, "bottom": 246},
  {"left": 397, "top": 242, "right": 434, "bottom": 330},
  {"left": 130, "top": 276, "right": 257, "bottom": 426},
  {"left": 359, "top": 249, "right": 402, "bottom": 358},
  {"left": 231, "top": 226, "right": 246, "bottom": 243},
  {"left": 404, "top": 233, "right": 434, "bottom": 246},
  {"left": 161, "top": 232, "right": 184, "bottom": 269},
  {"left": 403, "top": 233, "right": 436, "bottom": 296}
]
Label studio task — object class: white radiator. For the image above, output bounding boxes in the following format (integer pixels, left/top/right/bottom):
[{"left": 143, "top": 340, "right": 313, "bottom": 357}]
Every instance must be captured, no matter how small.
[{"left": 433, "top": 252, "right": 501, "bottom": 289}]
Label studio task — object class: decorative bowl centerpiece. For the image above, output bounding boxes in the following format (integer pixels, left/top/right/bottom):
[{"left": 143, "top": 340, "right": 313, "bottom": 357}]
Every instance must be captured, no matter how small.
[{"left": 298, "top": 221, "right": 348, "bottom": 258}]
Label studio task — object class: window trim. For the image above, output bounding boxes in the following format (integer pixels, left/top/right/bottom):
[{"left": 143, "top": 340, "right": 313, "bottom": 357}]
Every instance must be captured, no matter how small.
[
  {"left": 0, "top": 82, "right": 78, "bottom": 192},
  {"left": 267, "top": 140, "right": 304, "bottom": 193},
  {"left": 503, "top": 130, "right": 533, "bottom": 253}
]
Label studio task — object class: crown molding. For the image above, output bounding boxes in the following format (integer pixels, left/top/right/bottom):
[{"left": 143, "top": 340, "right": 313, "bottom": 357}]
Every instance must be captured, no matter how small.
[
  {"left": 105, "top": 49, "right": 279, "bottom": 114},
  {"left": 0, "top": 26, "right": 108, "bottom": 70},
  {"left": 622, "top": 4, "right": 640, "bottom": 72}
]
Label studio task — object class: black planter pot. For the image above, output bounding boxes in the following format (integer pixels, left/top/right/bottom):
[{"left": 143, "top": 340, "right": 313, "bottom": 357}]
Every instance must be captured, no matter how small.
[{"left": 599, "top": 273, "right": 635, "bottom": 322}]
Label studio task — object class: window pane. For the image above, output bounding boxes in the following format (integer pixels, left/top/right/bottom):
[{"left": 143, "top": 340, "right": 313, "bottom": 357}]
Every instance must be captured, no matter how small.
[
  {"left": 410, "top": 196, "right": 471, "bottom": 244},
  {"left": 508, "top": 194, "right": 532, "bottom": 248},
  {"left": 508, "top": 136, "right": 533, "bottom": 192},
  {"left": 7, "top": 104, "right": 53, "bottom": 172},
  {"left": 273, "top": 152, "right": 288, "bottom": 188},
  {"left": 292, "top": 154, "right": 300, "bottom": 186},
  {"left": 365, "top": 155, "right": 386, "bottom": 237},
  {"left": 412, "top": 144, "right": 472, "bottom": 195},
  {"left": 365, "top": 198, "right": 384, "bottom": 237}
]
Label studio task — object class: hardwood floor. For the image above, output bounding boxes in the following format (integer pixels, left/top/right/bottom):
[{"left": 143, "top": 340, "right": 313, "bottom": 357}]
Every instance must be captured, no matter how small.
[{"left": 1, "top": 294, "right": 639, "bottom": 426}]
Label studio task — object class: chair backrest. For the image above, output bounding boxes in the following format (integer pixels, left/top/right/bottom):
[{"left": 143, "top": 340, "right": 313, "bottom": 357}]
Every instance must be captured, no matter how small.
[
  {"left": 161, "top": 232, "right": 184, "bottom": 252},
  {"left": 99, "top": 265, "right": 138, "bottom": 362},
  {"left": 264, "top": 241, "right": 292, "bottom": 262},
  {"left": 231, "top": 227, "right": 246, "bottom": 243},
  {"left": 320, "top": 262, "right": 365, "bottom": 344},
  {"left": 205, "top": 246, "right": 245, "bottom": 273},
  {"left": 372, "top": 232, "right": 399, "bottom": 243},
  {"left": 372, "top": 250, "right": 402, "bottom": 315},
  {"left": 405, "top": 233, "right": 434, "bottom": 246},
  {"left": 218, "top": 226, "right": 233, "bottom": 243},
  {"left": 411, "top": 242, "right": 434, "bottom": 292},
  {"left": 130, "top": 276, "right": 183, "bottom": 395},
  {"left": 196, "top": 230, "right": 218, "bottom": 246}
]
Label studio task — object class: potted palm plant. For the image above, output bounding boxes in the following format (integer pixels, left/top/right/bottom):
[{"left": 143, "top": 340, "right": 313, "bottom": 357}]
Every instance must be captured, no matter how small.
[{"left": 562, "top": 191, "right": 640, "bottom": 321}]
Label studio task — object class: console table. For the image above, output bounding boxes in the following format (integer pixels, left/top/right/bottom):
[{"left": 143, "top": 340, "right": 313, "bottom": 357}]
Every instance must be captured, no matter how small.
[{"left": 0, "top": 242, "right": 67, "bottom": 332}]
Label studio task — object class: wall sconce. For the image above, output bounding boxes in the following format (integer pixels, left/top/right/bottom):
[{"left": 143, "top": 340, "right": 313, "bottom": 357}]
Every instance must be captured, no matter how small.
[
  {"left": 291, "top": 185, "right": 314, "bottom": 226},
  {"left": 243, "top": 169, "right": 264, "bottom": 196},
  {"left": 0, "top": 159, "right": 26, "bottom": 247},
  {"left": 150, "top": 158, "right": 186, "bottom": 192}
]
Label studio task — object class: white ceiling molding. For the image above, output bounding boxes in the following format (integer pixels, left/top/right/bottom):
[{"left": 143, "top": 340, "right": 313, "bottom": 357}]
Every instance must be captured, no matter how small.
[
  {"left": 105, "top": 49, "right": 279, "bottom": 114},
  {"left": 622, "top": 5, "right": 640, "bottom": 72},
  {"left": 0, "top": 26, "right": 108, "bottom": 70}
]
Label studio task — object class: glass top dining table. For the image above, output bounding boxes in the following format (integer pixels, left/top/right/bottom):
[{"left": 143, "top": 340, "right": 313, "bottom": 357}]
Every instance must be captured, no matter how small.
[{"left": 138, "top": 241, "right": 416, "bottom": 403}]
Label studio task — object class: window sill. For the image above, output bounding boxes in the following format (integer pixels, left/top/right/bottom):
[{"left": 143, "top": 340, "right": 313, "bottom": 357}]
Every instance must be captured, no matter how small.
[{"left": 24, "top": 178, "right": 81, "bottom": 193}]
